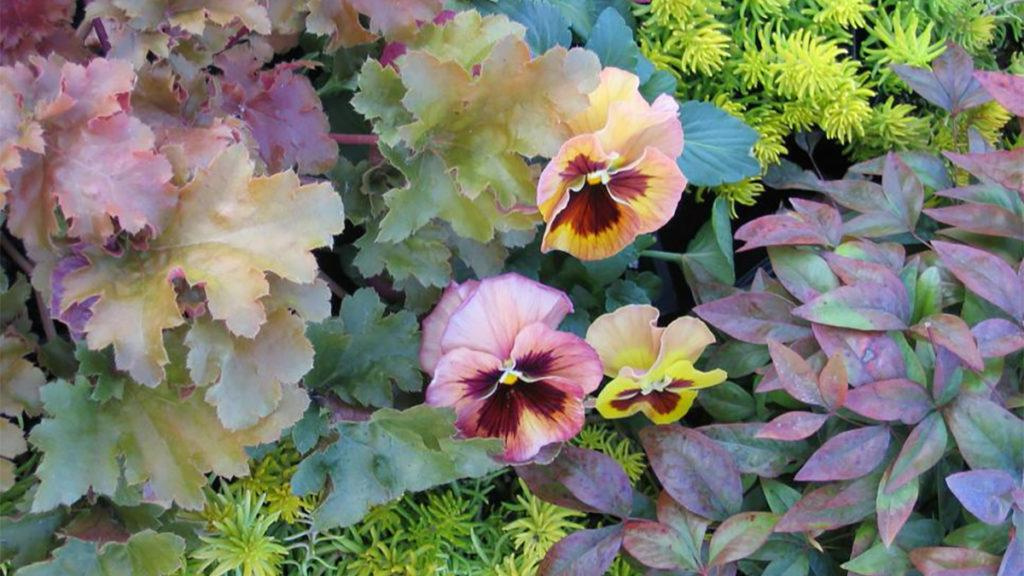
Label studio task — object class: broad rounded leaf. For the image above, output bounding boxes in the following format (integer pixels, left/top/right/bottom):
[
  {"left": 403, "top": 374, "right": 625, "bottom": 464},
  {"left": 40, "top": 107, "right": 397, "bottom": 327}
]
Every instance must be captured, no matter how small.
[{"left": 676, "top": 100, "right": 760, "bottom": 187}]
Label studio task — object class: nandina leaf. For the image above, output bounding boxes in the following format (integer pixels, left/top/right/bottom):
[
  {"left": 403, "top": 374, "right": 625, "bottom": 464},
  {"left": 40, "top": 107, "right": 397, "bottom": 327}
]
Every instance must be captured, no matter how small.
[
  {"left": 654, "top": 492, "right": 709, "bottom": 565},
  {"left": 845, "top": 379, "right": 934, "bottom": 424},
  {"left": 793, "top": 281, "right": 909, "bottom": 331},
  {"left": 945, "top": 470, "right": 1016, "bottom": 525},
  {"left": 911, "top": 314, "right": 985, "bottom": 371},
  {"left": 30, "top": 376, "right": 308, "bottom": 512},
  {"left": 795, "top": 426, "right": 890, "bottom": 482},
  {"left": 622, "top": 520, "right": 696, "bottom": 571},
  {"left": 881, "top": 153, "right": 925, "bottom": 232},
  {"left": 925, "top": 204, "right": 1024, "bottom": 241},
  {"left": 756, "top": 411, "right": 829, "bottom": 441},
  {"left": 944, "top": 149, "right": 1024, "bottom": 195},
  {"left": 775, "top": 474, "right": 880, "bottom": 533},
  {"left": 817, "top": 353, "right": 847, "bottom": 411},
  {"left": 812, "top": 325, "right": 908, "bottom": 387},
  {"left": 539, "top": 524, "right": 623, "bottom": 576},
  {"left": 974, "top": 70, "right": 1024, "bottom": 117},
  {"left": 17, "top": 530, "right": 185, "bottom": 576},
  {"left": 888, "top": 412, "right": 948, "bottom": 493},
  {"left": 695, "top": 293, "right": 811, "bottom": 345},
  {"left": 768, "top": 247, "right": 840, "bottom": 304},
  {"left": 58, "top": 145, "right": 345, "bottom": 386},
  {"left": 292, "top": 405, "right": 502, "bottom": 529},
  {"left": 708, "top": 512, "right": 779, "bottom": 566},
  {"left": 877, "top": 465, "right": 919, "bottom": 548},
  {"left": 700, "top": 423, "right": 810, "bottom": 478},
  {"left": 891, "top": 43, "right": 991, "bottom": 114},
  {"left": 517, "top": 445, "right": 633, "bottom": 518},
  {"left": 767, "top": 340, "right": 824, "bottom": 407},
  {"left": 909, "top": 547, "right": 1001, "bottom": 576},
  {"left": 1000, "top": 534, "right": 1023, "bottom": 576},
  {"left": 735, "top": 200, "right": 840, "bottom": 251},
  {"left": 823, "top": 253, "right": 904, "bottom": 287},
  {"left": 833, "top": 239, "right": 906, "bottom": 271},
  {"left": 945, "top": 396, "right": 1024, "bottom": 474},
  {"left": 640, "top": 426, "right": 743, "bottom": 521},
  {"left": 972, "top": 318, "right": 1024, "bottom": 358}
]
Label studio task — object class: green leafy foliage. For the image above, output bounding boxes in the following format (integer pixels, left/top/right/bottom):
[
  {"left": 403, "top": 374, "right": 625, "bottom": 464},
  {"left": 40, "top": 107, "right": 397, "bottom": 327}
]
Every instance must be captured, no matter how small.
[{"left": 18, "top": 530, "right": 184, "bottom": 576}]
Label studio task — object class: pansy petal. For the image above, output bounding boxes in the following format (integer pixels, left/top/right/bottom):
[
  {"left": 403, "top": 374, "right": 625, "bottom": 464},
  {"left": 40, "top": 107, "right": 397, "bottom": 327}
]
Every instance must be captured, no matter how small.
[
  {"left": 511, "top": 322, "right": 603, "bottom": 395},
  {"left": 605, "top": 146, "right": 686, "bottom": 232},
  {"left": 597, "top": 94, "right": 683, "bottom": 163},
  {"left": 537, "top": 133, "right": 609, "bottom": 221},
  {"left": 425, "top": 347, "right": 503, "bottom": 408},
  {"left": 540, "top": 182, "right": 643, "bottom": 260},
  {"left": 441, "top": 273, "right": 573, "bottom": 360},
  {"left": 654, "top": 315, "right": 717, "bottom": 368},
  {"left": 586, "top": 305, "right": 663, "bottom": 377},
  {"left": 595, "top": 376, "right": 645, "bottom": 420},
  {"left": 456, "top": 380, "right": 585, "bottom": 463},
  {"left": 420, "top": 279, "right": 480, "bottom": 374},
  {"left": 569, "top": 67, "right": 647, "bottom": 135},
  {"left": 651, "top": 360, "right": 728, "bottom": 391},
  {"left": 643, "top": 390, "right": 698, "bottom": 424}
]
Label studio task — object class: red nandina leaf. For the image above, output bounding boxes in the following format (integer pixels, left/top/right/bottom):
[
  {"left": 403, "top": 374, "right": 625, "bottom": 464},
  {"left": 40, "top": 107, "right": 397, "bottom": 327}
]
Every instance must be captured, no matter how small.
[
  {"left": 972, "top": 318, "right": 1024, "bottom": 358},
  {"left": 911, "top": 314, "right": 985, "bottom": 371},
  {"left": 925, "top": 204, "right": 1024, "bottom": 241},
  {"left": 891, "top": 44, "right": 991, "bottom": 114},
  {"left": 975, "top": 70, "right": 1024, "bottom": 116},
  {"left": 700, "top": 423, "right": 811, "bottom": 478},
  {"left": 793, "top": 280, "right": 909, "bottom": 331},
  {"left": 768, "top": 247, "right": 840, "bottom": 304},
  {"left": 622, "top": 520, "right": 698, "bottom": 571},
  {"left": 945, "top": 149, "right": 1024, "bottom": 195},
  {"left": 887, "top": 412, "right": 948, "bottom": 492},
  {"left": 708, "top": 512, "right": 779, "bottom": 566},
  {"left": 775, "top": 474, "right": 880, "bottom": 533},
  {"left": 755, "top": 411, "right": 829, "bottom": 441},
  {"left": 517, "top": 445, "right": 633, "bottom": 518},
  {"left": 735, "top": 199, "right": 841, "bottom": 251},
  {"left": 909, "top": 547, "right": 1001, "bottom": 576},
  {"left": 945, "top": 469, "right": 1016, "bottom": 525},
  {"left": 876, "top": 465, "right": 919, "bottom": 548},
  {"left": 812, "top": 325, "right": 909, "bottom": 387},
  {"left": 823, "top": 253, "right": 903, "bottom": 286},
  {"left": 844, "top": 379, "right": 934, "bottom": 425},
  {"left": 640, "top": 426, "right": 743, "bottom": 521},
  {"left": 539, "top": 524, "right": 624, "bottom": 576},
  {"left": 795, "top": 426, "right": 890, "bottom": 482},
  {"left": 834, "top": 240, "right": 907, "bottom": 271},
  {"left": 695, "top": 293, "right": 811, "bottom": 344},
  {"left": 882, "top": 153, "right": 925, "bottom": 232},
  {"left": 767, "top": 340, "right": 824, "bottom": 407},
  {"left": 945, "top": 396, "right": 1024, "bottom": 474},
  {"left": 817, "top": 353, "right": 847, "bottom": 411}
]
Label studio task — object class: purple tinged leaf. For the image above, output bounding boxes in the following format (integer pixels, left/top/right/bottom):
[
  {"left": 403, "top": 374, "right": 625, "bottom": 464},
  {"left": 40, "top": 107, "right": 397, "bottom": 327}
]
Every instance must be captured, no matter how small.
[
  {"left": 935, "top": 183, "right": 1020, "bottom": 211},
  {"left": 945, "top": 149, "right": 1024, "bottom": 195},
  {"left": 974, "top": 71, "right": 1024, "bottom": 117},
  {"left": 945, "top": 396, "right": 1024, "bottom": 474},
  {"left": 844, "top": 379, "right": 934, "bottom": 425},
  {"left": 790, "top": 198, "right": 844, "bottom": 247},
  {"left": 892, "top": 43, "right": 992, "bottom": 114},
  {"left": 824, "top": 253, "right": 904, "bottom": 287},
  {"left": 640, "top": 426, "right": 743, "bottom": 521},
  {"left": 750, "top": 268, "right": 793, "bottom": 299},
  {"left": 708, "top": 512, "right": 779, "bottom": 566},
  {"left": 999, "top": 534, "right": 1023, "bottom": 576},
  {"left": 877, "top": 466, "right": 919, "bottom": 548},
  {"left": 834, "top": 240, "right": 907, "bottom": 272},
  {"left": 925, "top": 204, "right": 1024, "bottom": 241},
  {"left": 933, "top": 240, "right": 1024, "bottom": 322},
  {"left": 911, "top": 314, "right": 985, "bottom": 371},
  {"left": 909, "top": 547, "right": 1001, "bottom": 576},
  {"left": 735, "top": 200, "right": 841, "bottom": 251},
  {"left": 931, "top": 343, "right": 963, "bottom": 406},
  {"left": 655, "top": 491, "right": 710, "bottom": 560},
  {"left": 768, "top": 247, "right": 840, "bottom": 304},
  {"left": 882, "top": 153, "right": 925, "bottom": 232},
  {"left": 972, "top": 318, "right": 1024, "bottom": 358},
  {"left": 887, "top": 412, "right": 949, "bottom": 493},
  {"left": 516, "top": 445, "right": 633, "bottom": 518},
  {"left": 794, "top": 426, "right": 890, "bottom": 482},
  {"left": 843, "top": 211, "right": 913, "bottom": 238},
  {"left": 695, "top": 293, "right": 811, "bottom": 345},
  {"left": 826, "top": 180, "right": 886, "bottom": 215},
  {"left": 622, "top": 520, "right": 697, "bottom": 571},
  {"left": 755, "top": 411, "right": 829, "bottom": 441},
  {"left": 700, "top": 423, "right": 810, "bottom": 478},
  {"left": 817, "top": 353, "right": 847, "bottom": 411},
  {"left": 812, "top": 325, "right": 908, "bottom": 387},
  {"left": 539, "top": 524, "right": 624, "bottom": 576},
  {"left": 793, "top": 281, "right": 909, "bottom": 331},
  {"left": 767, "top": 340, "right": 824, "bottom": 407},
  {"left": 775, "top": 474, "right": 880, "bottom": 533},
  {"left": 945, "top": 470, "right": 1016, "bottom": 525}
]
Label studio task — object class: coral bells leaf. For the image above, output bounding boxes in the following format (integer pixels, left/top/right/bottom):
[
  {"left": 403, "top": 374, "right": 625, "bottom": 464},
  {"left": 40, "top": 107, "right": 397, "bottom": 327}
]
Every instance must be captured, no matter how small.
[
  {"left": 57, "top": 145, "right": 344, "bottom": 386},
  {"left": 306, "top": 0, "right": 443, "bottom": 50}
]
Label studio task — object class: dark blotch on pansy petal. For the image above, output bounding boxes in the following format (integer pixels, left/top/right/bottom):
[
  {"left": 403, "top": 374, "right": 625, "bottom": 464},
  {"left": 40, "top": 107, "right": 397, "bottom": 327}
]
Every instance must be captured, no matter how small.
[
  {"left": 477, "top": 382, "right": 569, "bottom": 439},
  {"left": 560, "top": 154, "right": 607, "bottom": 180},
  {"left": 550, "top": 182, "right": 623, "bottom": 237},
  {"left": 610, "top": 390, "right": 682, "bottom": 415},
  {"left": 516, "top": 349, "right": 557, "bottom": 379},
  {"left": 607, "top": 168, "right": 650, "bottom": 202}
]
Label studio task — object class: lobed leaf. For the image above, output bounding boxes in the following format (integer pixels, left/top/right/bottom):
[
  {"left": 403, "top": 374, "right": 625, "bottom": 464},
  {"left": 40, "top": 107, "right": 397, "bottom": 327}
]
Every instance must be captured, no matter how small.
[{"left": 17, "top": 531, "right": 184, "bottom": 576}]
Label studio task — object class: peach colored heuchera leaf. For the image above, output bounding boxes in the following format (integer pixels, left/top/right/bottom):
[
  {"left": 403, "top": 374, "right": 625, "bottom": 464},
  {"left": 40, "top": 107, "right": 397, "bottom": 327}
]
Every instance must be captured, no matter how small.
[
  {"left": 58, "top": 145, "right": 344, "bottom": 387},
  {"left": 89, "top": 0, "right": 271, "bottom": 36},
  {"left": 306, "top": 0, "right": 443, "bottom": 50},
  {"left": 29, "top": 375, "right": 308, "bottom": 512}
]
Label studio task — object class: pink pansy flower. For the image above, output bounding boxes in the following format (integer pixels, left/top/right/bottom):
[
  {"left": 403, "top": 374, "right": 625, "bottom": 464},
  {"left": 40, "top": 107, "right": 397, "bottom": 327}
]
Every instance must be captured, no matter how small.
[
  {"left": 422, "top": 273, "right": 603, "bottom": 462},
  {"left": 537, "top": 67, "right": 686, "bottom": 261}
]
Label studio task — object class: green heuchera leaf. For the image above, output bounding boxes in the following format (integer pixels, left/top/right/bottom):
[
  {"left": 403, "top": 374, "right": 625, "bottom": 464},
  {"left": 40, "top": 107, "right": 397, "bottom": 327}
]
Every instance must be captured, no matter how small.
[
  {"left": 29, "top": 376, "right": 307, "bottom": 512},
  {"left": 18, "top": 530, "right": 184, "bottom": 576},
  {"left": 304, "top": 288, "right": 421, "bottom": 408},
  {"left": 291, "top": 405, "right": 503, "bottom": 529},
  {"left": 0, "top": 511, "right": 66, "bottom": 568},
  {"left": 677, "top": 101, "right": 761, "bottom": 187},
  {"left": 352, "top": 221, "right": 453, "bottom": 287}
]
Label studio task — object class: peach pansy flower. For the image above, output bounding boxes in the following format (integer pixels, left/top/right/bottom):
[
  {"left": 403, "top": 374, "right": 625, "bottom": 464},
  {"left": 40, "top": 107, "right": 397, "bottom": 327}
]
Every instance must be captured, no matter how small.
[
  {"left": 586, "top": 304, "right": 726, "bottom": 424},
  {"left": 537, "top": 67, "right": 686, "bottom": 261}
]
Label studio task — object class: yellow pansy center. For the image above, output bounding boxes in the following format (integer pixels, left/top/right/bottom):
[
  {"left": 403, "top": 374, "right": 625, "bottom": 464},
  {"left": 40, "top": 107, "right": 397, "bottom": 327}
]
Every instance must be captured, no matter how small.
[{"left": 499, "top": 359, "right": 523, "bottom": 386}]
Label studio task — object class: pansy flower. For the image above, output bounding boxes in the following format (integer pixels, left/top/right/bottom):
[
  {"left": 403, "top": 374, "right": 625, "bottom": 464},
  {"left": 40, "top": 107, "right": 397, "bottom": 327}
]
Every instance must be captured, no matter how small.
[
  {"left": 586, "top": 305, "right": 726, "bottom": 424},
  {"left": 422, "top": 273, "right": 603, "bottom": 462},
  {"left": 537, "top": 67, "right": 686, "bottom": 261}
]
